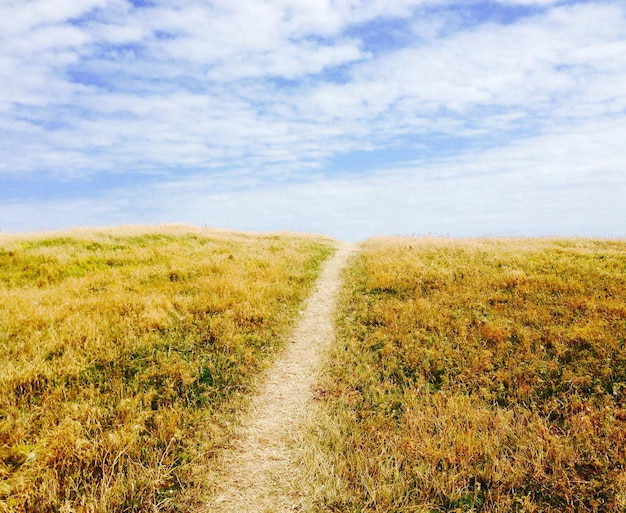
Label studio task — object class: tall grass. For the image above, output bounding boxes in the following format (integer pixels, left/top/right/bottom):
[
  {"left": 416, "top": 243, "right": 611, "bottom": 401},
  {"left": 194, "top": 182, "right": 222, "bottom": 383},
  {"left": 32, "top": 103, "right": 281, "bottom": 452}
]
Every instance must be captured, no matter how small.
[
  {"left": 0, "top": 225, "right": 333, "bottom": 512},
  {"left": 305, "top": 238, "right": 626, "bottom": 512}
]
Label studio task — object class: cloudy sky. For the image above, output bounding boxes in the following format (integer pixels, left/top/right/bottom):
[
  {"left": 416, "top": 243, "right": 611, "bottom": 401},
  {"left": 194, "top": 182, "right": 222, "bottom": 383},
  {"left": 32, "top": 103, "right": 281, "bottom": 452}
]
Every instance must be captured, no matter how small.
[{"left": 1, "top": 0, "right": 625, "bottom": 240}]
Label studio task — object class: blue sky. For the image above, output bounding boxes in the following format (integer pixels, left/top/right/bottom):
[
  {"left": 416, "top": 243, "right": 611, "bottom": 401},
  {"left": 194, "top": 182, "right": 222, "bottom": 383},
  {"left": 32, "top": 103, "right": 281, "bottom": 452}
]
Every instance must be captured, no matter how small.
[{"left": 1, "top": 0, "right": 625, "bottom": 241}]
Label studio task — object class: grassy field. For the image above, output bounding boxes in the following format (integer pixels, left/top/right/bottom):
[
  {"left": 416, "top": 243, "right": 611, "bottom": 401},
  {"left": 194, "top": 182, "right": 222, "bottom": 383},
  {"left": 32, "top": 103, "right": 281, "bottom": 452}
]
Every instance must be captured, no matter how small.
[
  {"left": 0, "top": 225, "right": 333, "bottom": 513},
  {"left": 305, "top": 237, "right": 626, "bottom": 512}
]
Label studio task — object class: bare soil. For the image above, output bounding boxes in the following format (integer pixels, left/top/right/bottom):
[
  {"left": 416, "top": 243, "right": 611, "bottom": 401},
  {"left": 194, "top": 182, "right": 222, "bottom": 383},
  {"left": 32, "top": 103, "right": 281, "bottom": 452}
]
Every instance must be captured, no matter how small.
[{"left": 202, "top": 243, "right": 356, "bottom": 513}]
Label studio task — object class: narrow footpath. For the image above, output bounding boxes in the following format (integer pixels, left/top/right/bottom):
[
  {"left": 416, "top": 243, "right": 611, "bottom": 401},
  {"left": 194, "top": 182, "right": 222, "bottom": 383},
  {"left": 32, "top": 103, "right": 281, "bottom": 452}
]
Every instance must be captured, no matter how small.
[{"left": 202, "top": 242, "right": 356, "bottom": 513}]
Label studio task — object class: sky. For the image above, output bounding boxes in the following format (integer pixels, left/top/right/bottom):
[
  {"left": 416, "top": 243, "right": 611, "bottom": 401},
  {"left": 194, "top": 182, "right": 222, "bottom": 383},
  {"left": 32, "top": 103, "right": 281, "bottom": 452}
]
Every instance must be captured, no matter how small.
[{"left": 1, "top": 0, "right": 625, "bottom": 241}]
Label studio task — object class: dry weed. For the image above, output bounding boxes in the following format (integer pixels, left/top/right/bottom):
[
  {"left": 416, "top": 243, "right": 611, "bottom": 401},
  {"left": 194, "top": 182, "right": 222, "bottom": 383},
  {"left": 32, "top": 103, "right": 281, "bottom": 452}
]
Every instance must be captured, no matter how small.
[
  {"left": 0, "top": 225, "right": 333, "bottom": 512},
  {"left": 305, "top": 237, "right": 626, "bottom": 512}
]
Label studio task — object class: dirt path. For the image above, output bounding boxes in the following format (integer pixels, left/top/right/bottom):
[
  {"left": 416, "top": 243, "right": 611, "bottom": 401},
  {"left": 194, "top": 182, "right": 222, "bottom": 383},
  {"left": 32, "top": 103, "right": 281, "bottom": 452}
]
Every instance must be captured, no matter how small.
[{"left": 202, "top": 242, "right": 356, "bottom": 513}]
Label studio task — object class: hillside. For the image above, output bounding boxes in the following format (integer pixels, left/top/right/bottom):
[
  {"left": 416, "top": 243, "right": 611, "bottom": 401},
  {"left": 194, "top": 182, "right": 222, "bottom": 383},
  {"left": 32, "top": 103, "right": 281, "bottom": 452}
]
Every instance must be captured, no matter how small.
[
  {"left": 0, "top": 226, "right": 333, "bottom": 512},
  {"left": 304, "top": 237, "right": 626, "bottom": 512},
  {"left": 2, "top": 230, "right": 626, "bottom": 512}
]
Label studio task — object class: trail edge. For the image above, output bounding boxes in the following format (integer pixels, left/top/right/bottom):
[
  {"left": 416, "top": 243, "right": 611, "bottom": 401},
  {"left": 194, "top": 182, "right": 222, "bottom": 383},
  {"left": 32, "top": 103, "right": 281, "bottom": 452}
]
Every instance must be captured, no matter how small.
[{"left": 202, "top": 242, "right": 357, "bottom": 513}]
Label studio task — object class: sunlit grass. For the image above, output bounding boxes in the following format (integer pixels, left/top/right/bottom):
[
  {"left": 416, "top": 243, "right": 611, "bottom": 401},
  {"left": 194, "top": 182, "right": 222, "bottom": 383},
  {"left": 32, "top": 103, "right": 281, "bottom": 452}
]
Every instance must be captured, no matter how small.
[
  {"left": 0, "top": 225, "right": 334, "bottom": 513},
  {"left": 305, "top": 237, "right": 626, "bottom": 512}
]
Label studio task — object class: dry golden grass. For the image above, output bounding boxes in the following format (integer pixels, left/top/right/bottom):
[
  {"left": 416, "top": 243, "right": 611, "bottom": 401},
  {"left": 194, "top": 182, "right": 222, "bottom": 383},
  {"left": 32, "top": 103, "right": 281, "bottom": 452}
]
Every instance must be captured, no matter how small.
[
  {"left": 0, "top": 225, "right": 333, "bottom": 512},
  {"left": 305, "top": 237, "right": 626, "bottom": 512}
]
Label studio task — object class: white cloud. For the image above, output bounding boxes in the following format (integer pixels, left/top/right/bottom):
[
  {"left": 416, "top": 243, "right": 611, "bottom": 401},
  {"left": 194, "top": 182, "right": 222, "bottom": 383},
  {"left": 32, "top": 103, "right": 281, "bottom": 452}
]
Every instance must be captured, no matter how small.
[
  {"left": 3, "top": 114, "right": 624, "bottom": 239},
  {"left": 357, "top": 4, "right": 625, "bottom": 111},
  {"left": 0, "top": 0, "right": 109, "bottom": 35},
  {"left": 1, "top": 0, "right": 625, "bottom": 238}
]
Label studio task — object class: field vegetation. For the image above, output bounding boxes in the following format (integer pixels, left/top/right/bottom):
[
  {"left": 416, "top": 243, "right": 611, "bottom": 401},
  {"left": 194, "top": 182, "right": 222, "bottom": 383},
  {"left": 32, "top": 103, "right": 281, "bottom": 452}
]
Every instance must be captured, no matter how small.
[
  {"left": 306, "top": 237, "right": 626, "bottom": 512},
  {"left": 0, "top": 225, "right": 333, "bottom": 512}
]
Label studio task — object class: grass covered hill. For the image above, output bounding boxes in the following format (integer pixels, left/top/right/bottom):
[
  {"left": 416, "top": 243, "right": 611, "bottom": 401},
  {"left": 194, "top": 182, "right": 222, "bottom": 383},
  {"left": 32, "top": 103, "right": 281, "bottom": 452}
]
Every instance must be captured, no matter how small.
[
  {"left": 3, "top": 229, "right": 626, "bottom": 513},
  {"left": 0, "top": 226, "right": 334, "bottom": 512},
  {"left": 306, "top": 237, "right": 626, "bottom": 512}
]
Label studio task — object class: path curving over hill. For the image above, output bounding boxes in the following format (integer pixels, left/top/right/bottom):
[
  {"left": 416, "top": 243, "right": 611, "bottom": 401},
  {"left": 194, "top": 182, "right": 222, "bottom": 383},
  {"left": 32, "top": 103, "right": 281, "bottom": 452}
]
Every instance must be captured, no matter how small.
[{"left": 202, "top": 242, "right": 356, "bottom": 513}]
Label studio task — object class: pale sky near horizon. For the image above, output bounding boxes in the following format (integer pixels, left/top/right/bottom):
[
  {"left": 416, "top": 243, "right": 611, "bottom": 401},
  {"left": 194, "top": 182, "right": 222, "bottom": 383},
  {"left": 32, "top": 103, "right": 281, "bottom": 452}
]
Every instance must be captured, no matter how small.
[{"left": 1, "top": 0, "right": 625, "bottom": 241}]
